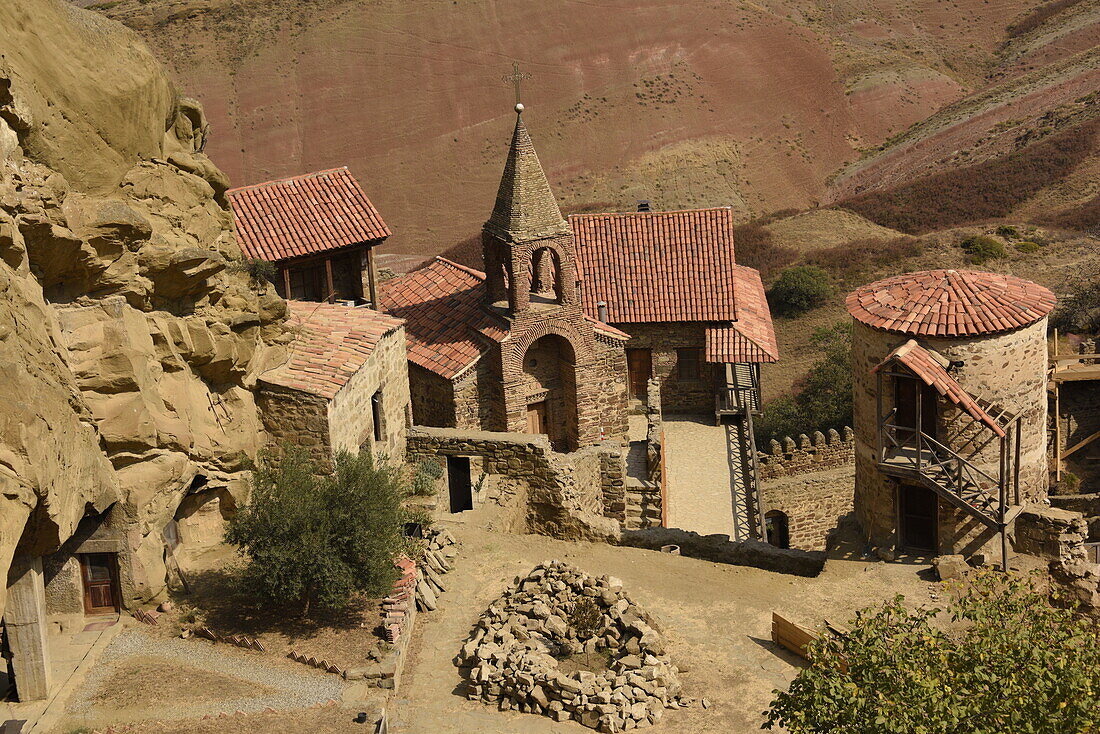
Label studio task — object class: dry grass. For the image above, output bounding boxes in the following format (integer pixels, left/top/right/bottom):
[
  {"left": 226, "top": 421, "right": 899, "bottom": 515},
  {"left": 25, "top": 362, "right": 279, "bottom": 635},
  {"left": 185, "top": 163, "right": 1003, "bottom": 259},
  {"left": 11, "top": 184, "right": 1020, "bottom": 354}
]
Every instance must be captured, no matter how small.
[
  {"left": 838, "top": 118, "right": 1100, "bottom": 234},
  {"left": 1006, "top": 0, "right": 1087, "bottom": 38}
]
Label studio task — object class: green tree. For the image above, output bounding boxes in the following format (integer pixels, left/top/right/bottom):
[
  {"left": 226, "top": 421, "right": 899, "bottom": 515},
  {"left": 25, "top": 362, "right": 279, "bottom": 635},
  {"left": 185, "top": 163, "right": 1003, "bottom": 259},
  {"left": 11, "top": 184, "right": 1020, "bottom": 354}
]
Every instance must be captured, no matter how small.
[
  {"left": 225, "top": 447, "right": 405, "bottom": 615},
  {"left": 767, "top": 265, "right": 834, "bottom": 316},
  {"left": 755, "top": 323, "right": 853, "bottom": 444},
  {"left": 765, "top": 571, "right": 1100, "bottom": 734}
]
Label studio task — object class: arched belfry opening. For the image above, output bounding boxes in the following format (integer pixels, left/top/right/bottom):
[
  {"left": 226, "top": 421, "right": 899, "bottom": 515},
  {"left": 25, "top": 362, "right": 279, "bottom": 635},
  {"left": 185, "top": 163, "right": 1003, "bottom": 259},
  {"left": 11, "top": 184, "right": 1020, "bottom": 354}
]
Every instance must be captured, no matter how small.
[
  {"left": 521, "top": 334, "right": 579, "bottom": 451},
  {"left": 529, "top": 246, "right": 562, "bottom": 304}
]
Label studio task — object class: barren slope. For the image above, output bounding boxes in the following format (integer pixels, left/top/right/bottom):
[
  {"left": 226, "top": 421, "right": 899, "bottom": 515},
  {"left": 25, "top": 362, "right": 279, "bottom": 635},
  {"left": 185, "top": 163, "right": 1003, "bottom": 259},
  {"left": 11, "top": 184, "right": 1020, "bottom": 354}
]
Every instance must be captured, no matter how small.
[{"left": 87, "top": 0, "right": 1042, "bottom": 262}]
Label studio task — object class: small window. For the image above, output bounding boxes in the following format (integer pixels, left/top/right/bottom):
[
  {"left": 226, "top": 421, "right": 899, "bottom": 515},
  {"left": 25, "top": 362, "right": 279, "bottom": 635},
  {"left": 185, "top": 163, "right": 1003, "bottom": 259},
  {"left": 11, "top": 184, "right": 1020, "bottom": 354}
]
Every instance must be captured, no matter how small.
[
  {"left": 371, "top": 390, "right": 384, "bottom": 443},
  {"left": 676, "top": 348, "right": 703, "bottom": 381}
]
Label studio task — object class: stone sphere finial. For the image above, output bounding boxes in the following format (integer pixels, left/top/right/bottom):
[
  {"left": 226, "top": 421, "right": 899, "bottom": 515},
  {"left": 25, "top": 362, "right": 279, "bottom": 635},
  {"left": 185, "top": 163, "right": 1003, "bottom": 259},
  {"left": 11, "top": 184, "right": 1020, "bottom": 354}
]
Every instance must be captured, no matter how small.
[{"left": 515, "top": 102, "right": 525, "bottom": 114}]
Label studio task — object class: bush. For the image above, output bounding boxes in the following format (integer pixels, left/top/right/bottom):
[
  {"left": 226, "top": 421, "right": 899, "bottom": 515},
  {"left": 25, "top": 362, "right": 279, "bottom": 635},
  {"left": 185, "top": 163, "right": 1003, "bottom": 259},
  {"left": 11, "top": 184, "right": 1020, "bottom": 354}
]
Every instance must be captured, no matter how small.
[
  {"left": 996, "top": 224, "right": 1020, "bottom": 238},
  {"left": 765, "top": 570, "right": 1100, "bottom": 733},
  {"left": 1015, "top": 240, "right": 1041, "bottom": 253},
  {"left": 410, "top": 459, "right": 443, "bottom": 497},
  {"left": 755, "top": 323, "right": 852, "bottom": 444},
  {"left": 959, "top": 235, "right": 1007, "bottom": 264},
  {"left": 1051, "top": 265, "right": 1100, "bottom": 334},
  {"left": 229, "top": 257, "right": 277, "bottom": 286},
  {"left": 767, "top": 266, "right": 834, "bottom": 316},
  {"left": 225, "top": 447, "right": 406, "bottom": 615}
]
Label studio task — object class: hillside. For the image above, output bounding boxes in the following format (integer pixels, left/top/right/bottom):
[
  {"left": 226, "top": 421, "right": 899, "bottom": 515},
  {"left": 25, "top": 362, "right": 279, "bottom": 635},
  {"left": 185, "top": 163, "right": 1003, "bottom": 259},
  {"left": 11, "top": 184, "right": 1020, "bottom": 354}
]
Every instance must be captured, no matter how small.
[{"left": 81, "top": 0, "right": 1062, "bottom": 265}]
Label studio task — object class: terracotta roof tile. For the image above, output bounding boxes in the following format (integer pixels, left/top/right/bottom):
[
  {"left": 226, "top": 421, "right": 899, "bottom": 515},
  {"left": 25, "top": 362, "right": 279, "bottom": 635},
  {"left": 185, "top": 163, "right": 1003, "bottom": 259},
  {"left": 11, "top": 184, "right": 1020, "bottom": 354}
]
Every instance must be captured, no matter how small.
[
  {"left": 379, "top": 257, "right": 626, "bottom": 379},
  {"left": 571, "top": 208, "right": 739, "bottom": 323},
  {"left": 260, "top": 301, "right": 404, "bottom": 399},
  {"left": 228, "top": 168, "right": 390, "bottom": 263},
  {"left": 871, "top": 339, "right": 1005, "bottom": 437},
  {"left": 846, "top": 269, "right": 1055, "bottom": 337}
]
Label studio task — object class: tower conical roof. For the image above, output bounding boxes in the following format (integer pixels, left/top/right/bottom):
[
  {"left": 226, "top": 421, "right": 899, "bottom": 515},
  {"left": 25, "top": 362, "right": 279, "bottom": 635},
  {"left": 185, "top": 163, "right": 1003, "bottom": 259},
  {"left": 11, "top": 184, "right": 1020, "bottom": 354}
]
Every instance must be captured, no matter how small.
[{"left": 484, "top": 111, "right": 570, "bottom": 243}]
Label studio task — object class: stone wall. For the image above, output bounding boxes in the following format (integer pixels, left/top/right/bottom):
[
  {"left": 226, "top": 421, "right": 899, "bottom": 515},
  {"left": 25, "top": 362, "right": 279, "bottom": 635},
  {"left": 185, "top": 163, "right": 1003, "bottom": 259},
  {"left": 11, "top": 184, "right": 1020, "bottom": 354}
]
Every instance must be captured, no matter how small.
[
  {"left": 620, "top": 527, "right": 826, "bottom": 577},
  {"left": 1054, "top": 374, "right": 1100, "bottom": 489},
  {"left": 408, "top": 363, "right": 456, "bottom": 428},
  {"left": 327, "top": 326, "right": 411, "bottom": 462},
  {"left": 759, "top": 428, "right": 854, "bottom": 480},
  {"left": 608, "top": 322, "right": 719, "bottom": 414},
  {"left": 256, "top": 384, "right": 331, "bottom": 468},
  {"left": 852, "top": 318, "right": 1049, "bottom": 556},
  {"left": 600, "top": 447, "right": 628, "bottom": 524},
  {"left": 591, "top": 335, "right": 631, "bottom": 442},
  {"left": 1014, "top": 506, "right": 1088, "bottom": 564},
  {"left": 454, "top": 358, "right": 506, "bottom": 432},
  {"left": 406, "top": 427, "right": 620, "bottom": 542},
  {"left": 750, "top": 428, "right": 856, "bottom": 551}
]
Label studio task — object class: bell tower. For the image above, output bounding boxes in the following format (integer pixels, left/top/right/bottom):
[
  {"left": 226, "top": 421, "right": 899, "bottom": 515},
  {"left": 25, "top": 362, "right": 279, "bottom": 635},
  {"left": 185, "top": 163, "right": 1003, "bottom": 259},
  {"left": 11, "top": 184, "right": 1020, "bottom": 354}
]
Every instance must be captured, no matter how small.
[{"left": 482, "top": 103, "right": 579, "bottom": 315}]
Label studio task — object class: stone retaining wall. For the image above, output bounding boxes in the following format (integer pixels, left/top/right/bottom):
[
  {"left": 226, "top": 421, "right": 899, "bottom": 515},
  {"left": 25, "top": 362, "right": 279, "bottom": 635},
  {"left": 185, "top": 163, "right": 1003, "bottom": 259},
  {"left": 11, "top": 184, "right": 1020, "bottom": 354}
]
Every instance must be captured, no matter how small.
[
  {"left": 620, "top": 527, "right": 826, "bottom": 577},
  {"left": 758, "top": 427, "right": 854, "bottom": 480},
  {"left": 406, "top": 427, "right": 621, "bottom": 542}
]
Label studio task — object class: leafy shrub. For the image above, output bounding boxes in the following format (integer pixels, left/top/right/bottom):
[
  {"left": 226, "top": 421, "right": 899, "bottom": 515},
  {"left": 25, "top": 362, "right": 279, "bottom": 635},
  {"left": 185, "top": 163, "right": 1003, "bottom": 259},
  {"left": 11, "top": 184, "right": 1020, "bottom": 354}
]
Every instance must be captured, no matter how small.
[
  {"left": 959, "top": 235, "right": 1007, "bottom": 264},
  {"left": 765, "top": 570, "right": 1100, "bottom": 733},
  {"left": 996, "top": 224, "right": 1020, "bottom": 238},
  {"left": 838, "top": 118, "right": 1100, "bottom": 233},
  {"left": 755, "top": 323, "right": 852, "bottom": 444},
  {"left": 1051, "top": 265, "right": 1100, "bottom": 334},
  {"left": 806, "top": 236, "right": 921, "bottom": 282},
  {"left": 410, "top": 459, "right": 442, "bottom": 497},
  {"left": 767, "top": 265, "right": 834, "bottom": 316},
  {"left": 225, "top": 447, "right": 405, "bottom": 615},
  {"left": 1015, "top": 240, "right": 1041, "bottom": 253}
]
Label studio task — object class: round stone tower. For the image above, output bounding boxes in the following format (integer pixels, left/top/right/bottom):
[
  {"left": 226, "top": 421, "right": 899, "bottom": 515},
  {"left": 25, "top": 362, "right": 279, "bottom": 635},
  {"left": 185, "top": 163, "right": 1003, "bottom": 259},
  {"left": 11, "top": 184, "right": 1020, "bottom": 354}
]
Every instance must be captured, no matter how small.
[{"left": 846, "top": 269, "right": 1056, "bottom": 559}]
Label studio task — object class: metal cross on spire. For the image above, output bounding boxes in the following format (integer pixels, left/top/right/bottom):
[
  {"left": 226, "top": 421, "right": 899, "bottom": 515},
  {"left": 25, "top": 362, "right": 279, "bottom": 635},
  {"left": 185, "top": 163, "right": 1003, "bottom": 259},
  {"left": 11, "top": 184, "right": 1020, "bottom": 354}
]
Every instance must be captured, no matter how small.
[{"left": 502, "top": 61, "right": 532, "bottom": 108}]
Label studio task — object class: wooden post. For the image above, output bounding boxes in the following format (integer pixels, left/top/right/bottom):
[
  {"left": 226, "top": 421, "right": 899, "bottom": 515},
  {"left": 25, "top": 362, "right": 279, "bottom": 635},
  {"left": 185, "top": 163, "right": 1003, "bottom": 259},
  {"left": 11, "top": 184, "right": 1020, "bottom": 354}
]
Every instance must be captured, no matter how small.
[
  {"left": 325, "top": 257, "right": 336, "bottom": 303},
  {"left": 876, "top": 371, "right": 883, "bottom": 463},
  {"left": 916, "top": 383, "right": 922, "bottom": 473},
  {"left": 1013, "top": 415, "right": 1022, "bottom": 506},
  {"left": 1000, "top": 433, "right": 1009, "bottom": 572},
  {"left": 282, "top": 267, "right": 292, "bottom": 300},
  {"left": 366, "top": 246, "right": 379, "bottom": 307},
  {"left": 1054, "top": 381, "right": 1062, "bottom": 481}
]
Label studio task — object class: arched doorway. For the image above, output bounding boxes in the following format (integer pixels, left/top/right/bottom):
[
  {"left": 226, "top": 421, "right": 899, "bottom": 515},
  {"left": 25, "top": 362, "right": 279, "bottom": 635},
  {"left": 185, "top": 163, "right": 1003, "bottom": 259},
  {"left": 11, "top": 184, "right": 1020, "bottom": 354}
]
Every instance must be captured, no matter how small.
[
  {"left": 529, "top": 247, "right": 562, "bottom": 304},
  {"left": 521, "top": 334, "right": 578, "bottom": 451},
  {"left": 765, "top": 510, "right": 790, "bottom": 549}
]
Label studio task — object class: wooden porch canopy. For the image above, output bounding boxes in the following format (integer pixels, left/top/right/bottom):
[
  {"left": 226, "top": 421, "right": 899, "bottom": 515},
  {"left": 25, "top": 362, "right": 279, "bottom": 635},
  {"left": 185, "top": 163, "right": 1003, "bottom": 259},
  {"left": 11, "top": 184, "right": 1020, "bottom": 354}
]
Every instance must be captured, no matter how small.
[{"left": 871, "top": 339, "right": 1005, "bottom": 437}]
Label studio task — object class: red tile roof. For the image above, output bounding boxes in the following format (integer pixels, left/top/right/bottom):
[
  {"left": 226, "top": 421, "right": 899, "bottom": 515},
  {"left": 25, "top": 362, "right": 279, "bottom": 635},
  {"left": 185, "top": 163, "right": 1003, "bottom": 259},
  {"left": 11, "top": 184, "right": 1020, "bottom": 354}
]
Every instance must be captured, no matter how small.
[
  {"left": 227, "top": 167, "right": 390, "bottom": 263},
  {"left": 871, "top": 339, "right": 1005, "bottom": 437},
  {"left": 703, "top": 265, "right": 779, "bottom": 364},
  {"left": 571, "top": 208, "right": 739, "bottom": 323},
  {"left": 260, "top": 301, "right": 404, "bottom": 399},
  {"left": 378, "top": 257, "right": 628, "bottom": 380},
  {"left": 846, "top": 269, "right": 1056, "bottom": 337},
  {"left": 377, "top": 258, "right": 505, "bottom": 380}
]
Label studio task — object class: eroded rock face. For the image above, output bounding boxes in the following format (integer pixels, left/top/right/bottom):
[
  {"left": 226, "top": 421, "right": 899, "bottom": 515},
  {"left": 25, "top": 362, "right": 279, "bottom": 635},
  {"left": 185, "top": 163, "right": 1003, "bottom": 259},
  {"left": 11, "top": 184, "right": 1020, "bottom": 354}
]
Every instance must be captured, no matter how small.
[
  {"left": 456, "top": 561, "right": 687, "bottom": 731},
  {"left": 0, "top": 0, "right": 290, "bottom": 613}
]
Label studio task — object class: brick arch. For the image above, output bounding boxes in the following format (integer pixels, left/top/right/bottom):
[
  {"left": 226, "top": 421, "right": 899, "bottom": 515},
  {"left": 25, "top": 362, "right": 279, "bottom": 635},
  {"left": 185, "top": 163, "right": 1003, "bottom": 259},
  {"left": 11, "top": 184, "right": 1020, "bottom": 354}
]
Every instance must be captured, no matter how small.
[{"left": 502, "top": 319, "right": 589, "bottom": 380}]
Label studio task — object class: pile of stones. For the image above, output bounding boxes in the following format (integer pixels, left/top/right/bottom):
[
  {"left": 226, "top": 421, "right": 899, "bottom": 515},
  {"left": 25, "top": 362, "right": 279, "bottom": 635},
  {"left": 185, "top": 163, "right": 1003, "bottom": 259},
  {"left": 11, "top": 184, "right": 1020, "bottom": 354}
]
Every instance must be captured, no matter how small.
[
  {"left": 455, "top": 560, "right": 687, "bottom": 731},
  {"left": 414, "top": 527, "right": 457, "bottom": 612}
]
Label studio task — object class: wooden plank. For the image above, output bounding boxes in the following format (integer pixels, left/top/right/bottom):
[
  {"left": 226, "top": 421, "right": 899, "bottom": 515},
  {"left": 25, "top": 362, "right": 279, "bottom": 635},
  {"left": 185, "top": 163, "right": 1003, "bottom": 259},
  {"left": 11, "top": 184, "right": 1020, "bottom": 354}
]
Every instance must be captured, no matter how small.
[
  {"left": 772, "top": 612, "right": 817, "bottom": 660},
  {"left": 1064, "top": 429, "right": 1100, "bottom": 459}
]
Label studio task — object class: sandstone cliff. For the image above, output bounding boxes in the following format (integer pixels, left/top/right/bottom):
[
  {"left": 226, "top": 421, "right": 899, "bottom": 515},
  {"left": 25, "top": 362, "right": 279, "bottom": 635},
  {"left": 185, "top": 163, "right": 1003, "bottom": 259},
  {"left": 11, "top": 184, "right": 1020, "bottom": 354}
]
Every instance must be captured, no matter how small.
[{"left": 0, "top": 0, "right": 288, "bottom": 614}]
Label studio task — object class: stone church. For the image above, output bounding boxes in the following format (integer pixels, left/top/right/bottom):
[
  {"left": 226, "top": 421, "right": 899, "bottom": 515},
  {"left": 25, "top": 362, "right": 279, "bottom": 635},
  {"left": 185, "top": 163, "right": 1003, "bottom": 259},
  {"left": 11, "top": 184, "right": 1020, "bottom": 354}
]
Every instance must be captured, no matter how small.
[{"left": 380, "top": 105, "right": 630, "bottom": 451}]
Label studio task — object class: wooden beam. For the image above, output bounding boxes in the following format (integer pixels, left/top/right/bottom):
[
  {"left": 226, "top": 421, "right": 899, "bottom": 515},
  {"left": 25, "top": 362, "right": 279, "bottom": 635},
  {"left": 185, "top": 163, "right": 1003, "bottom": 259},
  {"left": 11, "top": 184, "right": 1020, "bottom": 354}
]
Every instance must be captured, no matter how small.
[
  {"left": 771, "top": 612, "right": 816, "bottom": 661},
  {"left": 282, "top": 267, "right": 292, "bottom": 299},
  {"left": 366, "top": 245, "right": 379, "bottom": 308},
  {"left": 1064, "top": 429, "right": 1100, "bottom": 459},
  {"left": 1054, "top": 382, "right": 1062, "bottom": 481},
  {"left": 325, "top": 257, "right": 335, "bottom": 302}
]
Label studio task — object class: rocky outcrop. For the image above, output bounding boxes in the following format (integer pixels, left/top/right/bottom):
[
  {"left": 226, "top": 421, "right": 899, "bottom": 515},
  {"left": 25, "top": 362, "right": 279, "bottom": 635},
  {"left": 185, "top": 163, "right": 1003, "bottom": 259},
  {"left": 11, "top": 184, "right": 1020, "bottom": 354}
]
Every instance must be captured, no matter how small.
[{"left": 0, "top": 0, "right": 289, "bottom": 614}]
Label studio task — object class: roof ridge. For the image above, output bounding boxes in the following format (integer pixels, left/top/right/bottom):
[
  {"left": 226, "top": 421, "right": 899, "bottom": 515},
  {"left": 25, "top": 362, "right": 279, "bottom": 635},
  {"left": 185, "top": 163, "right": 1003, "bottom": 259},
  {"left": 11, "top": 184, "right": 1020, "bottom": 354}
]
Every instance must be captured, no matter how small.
[
  {"left": 434, "top": 256, "right": 487, "bottom": 281},
  {"left": 568, "top": 206, "right": 733, "bottom": 220},
  {"left": 227, "top": 166, "right": 352, "bottom": 193}
]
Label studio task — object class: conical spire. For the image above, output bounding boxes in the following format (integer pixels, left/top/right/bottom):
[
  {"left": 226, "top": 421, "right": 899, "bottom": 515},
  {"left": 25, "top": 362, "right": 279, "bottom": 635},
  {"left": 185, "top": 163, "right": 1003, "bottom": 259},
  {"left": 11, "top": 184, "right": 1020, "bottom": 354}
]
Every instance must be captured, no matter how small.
[{"left": 484, "top": 107, "right": 570, "bottom": 243}]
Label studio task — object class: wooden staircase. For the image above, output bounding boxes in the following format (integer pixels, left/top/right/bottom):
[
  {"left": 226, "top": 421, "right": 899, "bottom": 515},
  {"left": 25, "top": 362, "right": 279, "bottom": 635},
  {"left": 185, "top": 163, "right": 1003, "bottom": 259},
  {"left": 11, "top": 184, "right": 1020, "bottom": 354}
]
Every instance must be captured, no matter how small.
[{"left": 717, "top": 363, "right": 766, "bottom": 542}]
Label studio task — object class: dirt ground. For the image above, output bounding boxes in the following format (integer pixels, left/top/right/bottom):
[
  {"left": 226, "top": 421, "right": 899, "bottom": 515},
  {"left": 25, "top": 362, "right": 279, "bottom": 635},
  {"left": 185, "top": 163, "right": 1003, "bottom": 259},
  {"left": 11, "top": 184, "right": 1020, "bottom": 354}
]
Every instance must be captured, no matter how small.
[{"left": 388, "top": 521, "right": 940, "bottom": 733}]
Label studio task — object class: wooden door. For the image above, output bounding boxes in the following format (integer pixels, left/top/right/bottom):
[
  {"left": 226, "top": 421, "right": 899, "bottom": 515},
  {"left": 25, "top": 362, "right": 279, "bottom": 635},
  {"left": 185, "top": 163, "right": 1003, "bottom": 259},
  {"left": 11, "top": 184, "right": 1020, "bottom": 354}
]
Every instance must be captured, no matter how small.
[
  {"left": 899, "top": 483, "right": 937, "bottom": 552},
  {"left": 526, "top": 401, "right": 548, "bottom": 435},
  {"left": 79, "top": 553, "right": 118, "bottom": 615},
  {"left": 894, "top": 376, "right": 938, "bottom": 441},
  {"left": 626, "top": 349, "right": 652, "bottom": 400},
  {"left": 446, "top": 456, "right": 473, "bottom": 513}
]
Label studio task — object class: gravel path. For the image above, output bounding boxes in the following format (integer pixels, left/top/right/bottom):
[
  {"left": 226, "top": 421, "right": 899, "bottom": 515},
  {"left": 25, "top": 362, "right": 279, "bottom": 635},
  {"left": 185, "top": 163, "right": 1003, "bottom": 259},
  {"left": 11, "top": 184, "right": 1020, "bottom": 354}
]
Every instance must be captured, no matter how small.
[{"left": 65, "top": 628, "right": 347, "bottom": 725}]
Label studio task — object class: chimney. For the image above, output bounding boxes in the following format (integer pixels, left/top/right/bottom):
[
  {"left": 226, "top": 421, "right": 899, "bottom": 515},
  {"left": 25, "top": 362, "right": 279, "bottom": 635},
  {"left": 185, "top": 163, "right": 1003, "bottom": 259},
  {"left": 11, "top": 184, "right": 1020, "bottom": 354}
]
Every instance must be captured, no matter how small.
[
  {"left": 636, "top": 200, "right": 651, "bottom": 212},
  {"left": 597, "top": 300, "right": 609, "bottom": 322}
]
